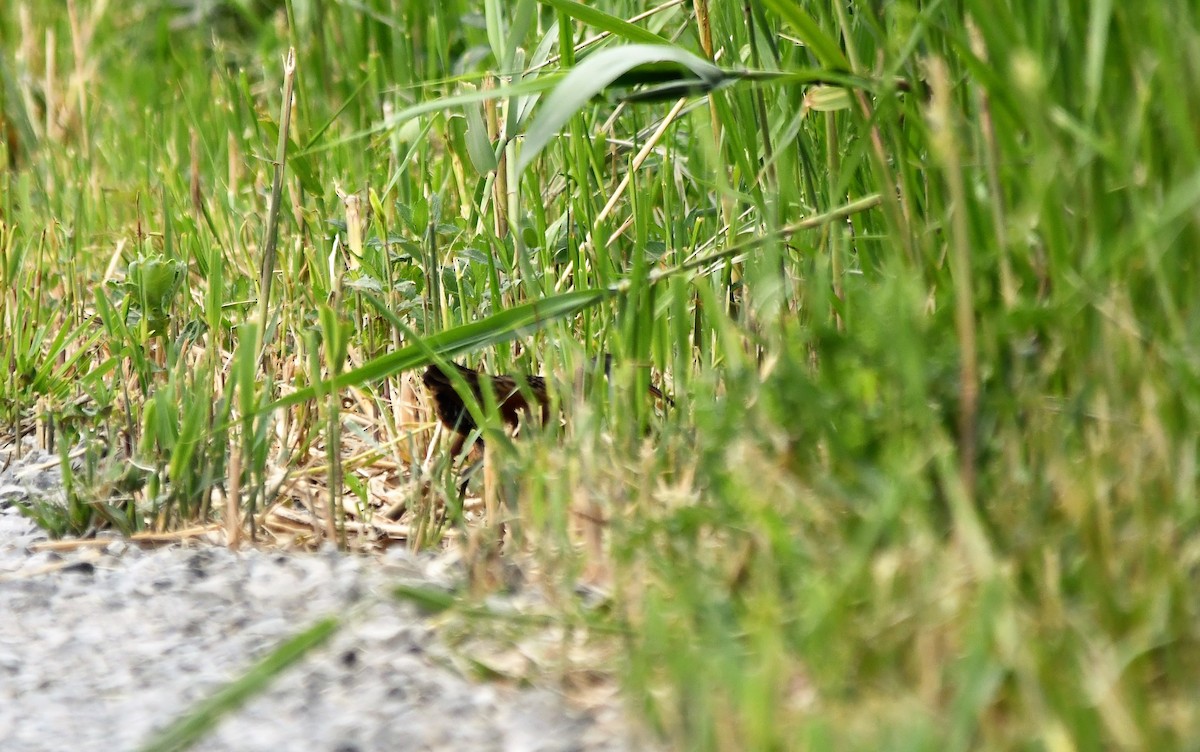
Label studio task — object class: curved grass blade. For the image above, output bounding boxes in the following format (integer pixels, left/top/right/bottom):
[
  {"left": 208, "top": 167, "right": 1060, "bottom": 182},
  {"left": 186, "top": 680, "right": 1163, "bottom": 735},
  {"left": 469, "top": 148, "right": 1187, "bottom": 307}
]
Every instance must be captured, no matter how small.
[
  {"left": 264, "top": 288, "right": 612, "bottom": 412},
  {"left": 136, "top": 617, "right": 339, "bottom": 752},
  {"left": 297, "top": 75, "right": 564, "bottom": 158}
]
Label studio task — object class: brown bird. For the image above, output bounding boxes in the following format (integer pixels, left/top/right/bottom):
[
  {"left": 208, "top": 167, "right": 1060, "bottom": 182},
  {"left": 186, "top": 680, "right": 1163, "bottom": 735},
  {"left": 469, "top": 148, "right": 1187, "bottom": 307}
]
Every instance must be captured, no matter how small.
[
  {"left": 422, "top": 362, "right": 551, "bottom": 458},
  {"left": 422, "top": 359, "right": 672, "bottom": 458}
]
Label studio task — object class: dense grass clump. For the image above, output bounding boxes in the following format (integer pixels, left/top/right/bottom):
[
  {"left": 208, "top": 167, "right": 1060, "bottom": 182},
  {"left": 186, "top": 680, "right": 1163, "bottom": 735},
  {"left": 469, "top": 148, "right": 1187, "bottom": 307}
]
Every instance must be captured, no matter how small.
[{"left": 3, "top": 1, "right": 1200, "bottom": 748}]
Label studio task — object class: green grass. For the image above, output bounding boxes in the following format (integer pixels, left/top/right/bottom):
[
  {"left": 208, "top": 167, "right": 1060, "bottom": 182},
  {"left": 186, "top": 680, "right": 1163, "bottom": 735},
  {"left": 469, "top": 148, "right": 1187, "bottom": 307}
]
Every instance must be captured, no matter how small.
[{"left": 4, "top": 0, "right": 1200, "bottom": 749}]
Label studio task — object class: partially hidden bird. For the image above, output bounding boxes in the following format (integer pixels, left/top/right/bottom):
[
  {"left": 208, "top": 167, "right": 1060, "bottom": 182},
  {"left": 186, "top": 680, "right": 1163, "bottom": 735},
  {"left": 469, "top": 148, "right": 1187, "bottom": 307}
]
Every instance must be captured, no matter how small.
[
  {"left": 421, "top": 359, "right": 670, "bottom": 458},
  {"left": 421, "top": 362, "right": 550, "bottom": 458}
]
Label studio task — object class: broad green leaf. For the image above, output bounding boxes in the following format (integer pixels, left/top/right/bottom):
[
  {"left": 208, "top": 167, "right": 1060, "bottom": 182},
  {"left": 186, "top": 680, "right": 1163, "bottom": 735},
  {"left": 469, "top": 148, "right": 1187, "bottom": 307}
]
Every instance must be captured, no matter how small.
[
  {"left": 516, "top": 45, "right": 727, "bottom": 173},
  {"left": 126, "top": 254, "right": 185, "bottom": 315}
]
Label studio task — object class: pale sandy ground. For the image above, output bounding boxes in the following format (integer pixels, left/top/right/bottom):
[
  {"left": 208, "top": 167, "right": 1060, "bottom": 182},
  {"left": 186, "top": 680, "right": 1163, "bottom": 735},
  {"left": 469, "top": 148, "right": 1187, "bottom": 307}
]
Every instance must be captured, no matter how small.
[{"left": 0, "top": 445, "right": 649, "bottom": 752}]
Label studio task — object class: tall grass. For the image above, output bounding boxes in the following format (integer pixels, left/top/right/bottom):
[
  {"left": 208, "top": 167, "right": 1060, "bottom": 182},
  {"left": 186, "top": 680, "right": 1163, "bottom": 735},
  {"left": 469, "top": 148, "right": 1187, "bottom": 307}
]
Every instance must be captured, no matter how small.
[{"left": 3, "top": 0, "right": 1199, "bottom": 748}]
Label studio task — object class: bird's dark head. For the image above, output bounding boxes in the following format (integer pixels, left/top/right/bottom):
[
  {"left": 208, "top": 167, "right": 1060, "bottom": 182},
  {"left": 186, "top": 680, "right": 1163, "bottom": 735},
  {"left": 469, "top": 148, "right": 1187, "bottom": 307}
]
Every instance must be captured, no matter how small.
[
  {"left": 421, "top": 364, "right": 444, "bottom": 389},
  {"left": 422, "top": 362, "right": 476, "bottom": 391}
]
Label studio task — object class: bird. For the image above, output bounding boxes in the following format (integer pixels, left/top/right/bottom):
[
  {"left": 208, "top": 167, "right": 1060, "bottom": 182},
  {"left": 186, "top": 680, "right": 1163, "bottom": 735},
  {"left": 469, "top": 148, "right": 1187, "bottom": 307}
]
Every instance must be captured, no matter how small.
[
  {"left": 421, "top": 362, "right": 551, "bottom": 458},
  {"left": 421, "top": 358, "right": 672, "bottom": 458}
]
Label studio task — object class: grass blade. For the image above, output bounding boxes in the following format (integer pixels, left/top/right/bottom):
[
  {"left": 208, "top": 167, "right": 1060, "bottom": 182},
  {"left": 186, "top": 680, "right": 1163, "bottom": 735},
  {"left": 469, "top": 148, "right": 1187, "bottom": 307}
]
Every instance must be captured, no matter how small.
[
  {"left": 264, "top": 288, "right": 612, "bottom": 411},
  {"left": 538, "top": 0, "right": 670, "bottom": 45},
  {"left": 137, "top": 617, "right": 340, "bottom": 752}
]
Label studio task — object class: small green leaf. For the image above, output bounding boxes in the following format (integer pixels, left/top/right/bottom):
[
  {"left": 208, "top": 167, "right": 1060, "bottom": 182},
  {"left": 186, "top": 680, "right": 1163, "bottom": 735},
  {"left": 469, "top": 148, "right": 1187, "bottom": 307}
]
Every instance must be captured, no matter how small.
[
  {"left": 463, "top": 102, "right": 498, "bottom": 173},
  {"left": 125, "top": 254, "right": 186, "bottom": 338},
  {"left": 459, "top": 247, "right": 491, "bottom": 265},
  {"left": 804, "top": 85, "right": 852, "bottom": 112},
  {"left": 393, "top": 583, "right": 457, "bottom": 614}
]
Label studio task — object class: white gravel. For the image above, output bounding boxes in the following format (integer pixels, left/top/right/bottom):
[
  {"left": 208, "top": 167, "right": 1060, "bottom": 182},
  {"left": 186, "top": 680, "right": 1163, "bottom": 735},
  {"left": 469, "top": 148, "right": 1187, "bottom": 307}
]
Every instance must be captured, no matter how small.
[{"left": 0, "top": 445, "right": 647, "bottom": 752}]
